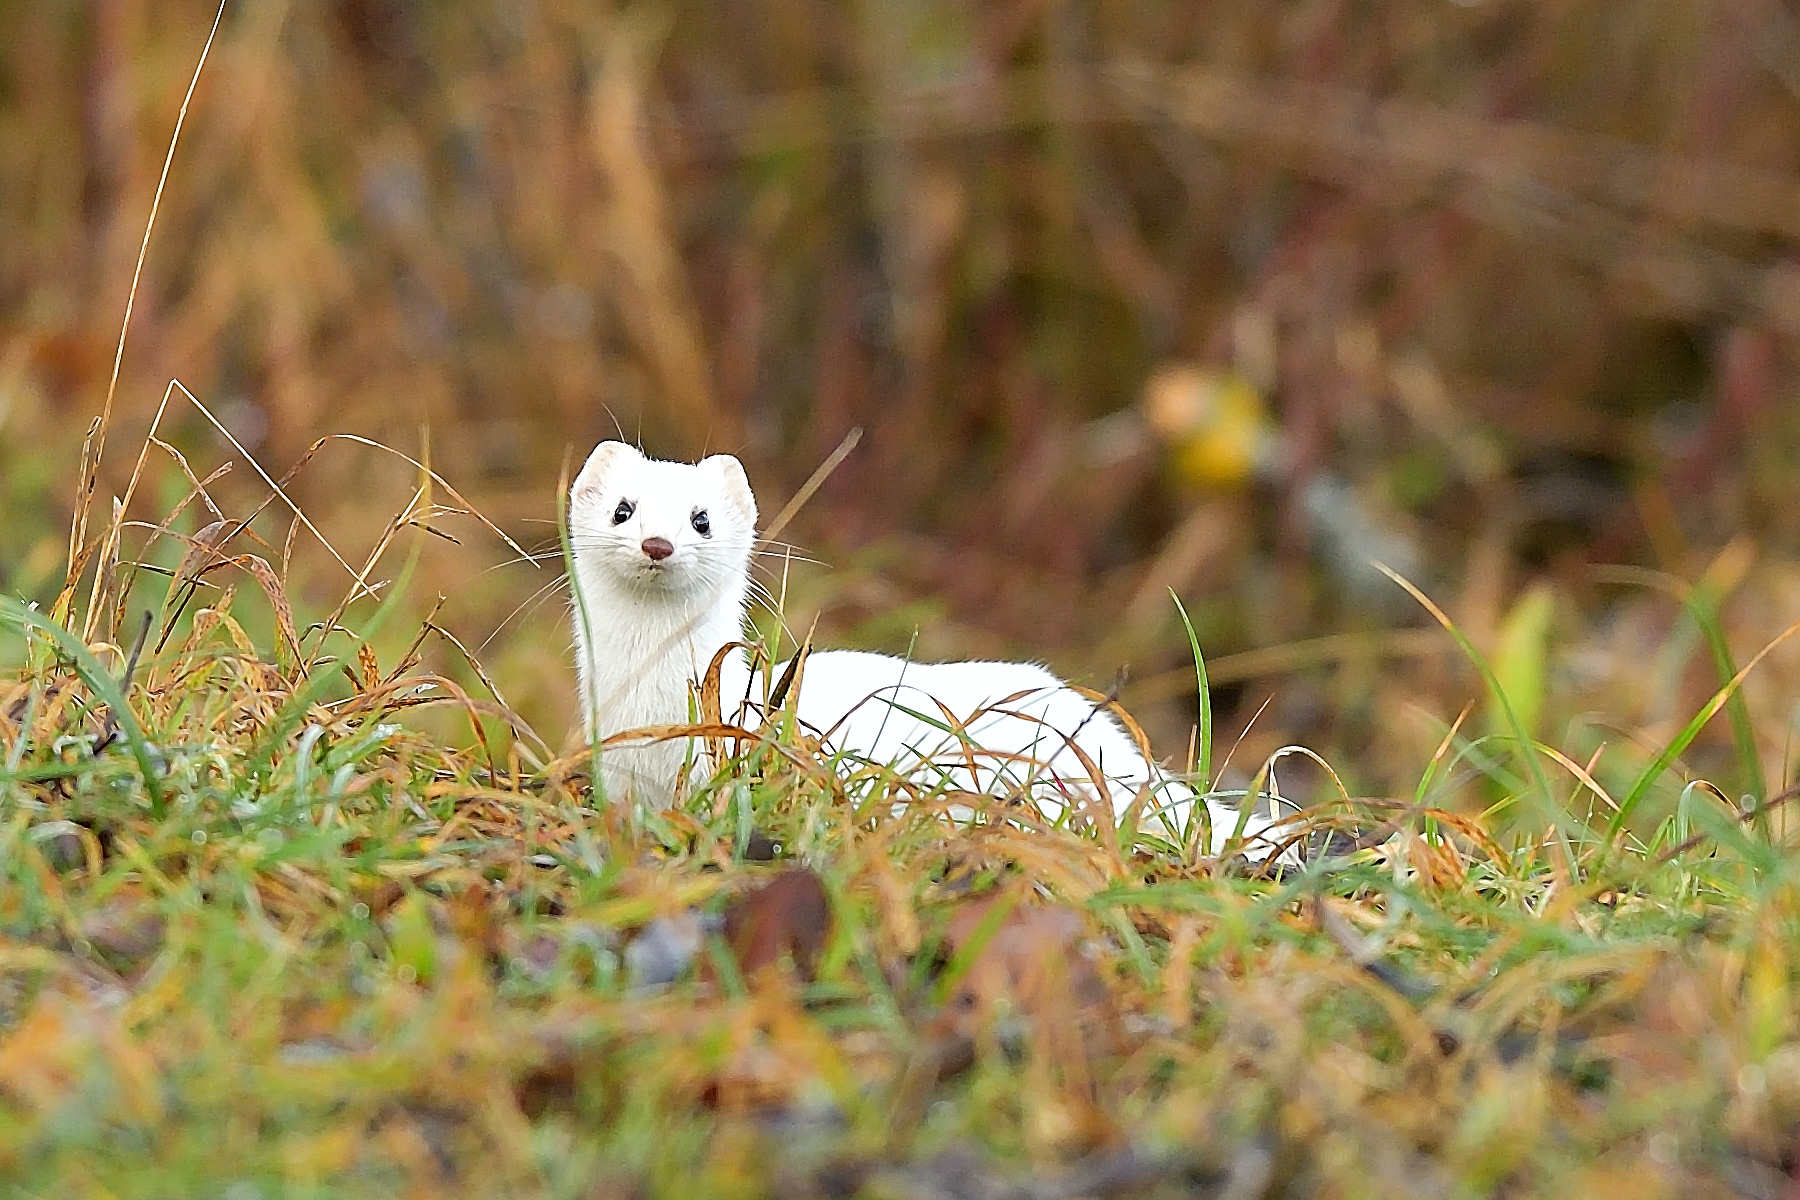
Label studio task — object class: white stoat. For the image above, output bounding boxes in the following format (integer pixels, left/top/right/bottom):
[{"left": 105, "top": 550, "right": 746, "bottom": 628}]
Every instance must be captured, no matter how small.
[
  {"left": 567, "top": 441, "right": 1287, "bottom": 858},
  {"left": 568, "top": 441, "right": 758, "bottom": 805}
]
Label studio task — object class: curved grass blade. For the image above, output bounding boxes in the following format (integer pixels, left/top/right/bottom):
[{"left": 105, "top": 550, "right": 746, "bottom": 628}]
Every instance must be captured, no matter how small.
[
  {"left": 0, "top": 595, "right": 165, "bottom": 814},
  {"left": 1375, "top": 564, "right": 1559, "bottom": 828},
  {"left": 1686, "top": 580, "right": 1767, "bottom": 813},
  {"left": 1599, "top": 561, "right": 1769, "bottom": 818},
  {"left": 1170, "top": 590, "right": 1212, "bottom": 791},
  {"left": 1607, "top": 614, "right": 1800, "bottom": 841},
  {"left": 245, "top": 520, "right": 427, "bottom": 781}
]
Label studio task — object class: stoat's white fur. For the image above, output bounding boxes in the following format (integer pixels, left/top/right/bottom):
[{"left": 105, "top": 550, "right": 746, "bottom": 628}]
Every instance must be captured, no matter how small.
[
  {"left": 785, "top": 651, "right": 1193, "bottom": 829},
  {"left": 569, "top": 442, "right": 757, "bottom": 805},
  {"left": 569, "top": 442, "right": 1286, "bottom": 858}
]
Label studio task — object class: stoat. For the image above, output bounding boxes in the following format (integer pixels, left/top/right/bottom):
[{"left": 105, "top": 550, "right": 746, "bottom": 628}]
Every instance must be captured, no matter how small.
[
  {"left": 567, "top": 441, "right": 759, "bottom": 805},
  {"left": 567, "top": 441, "right": 1286, "bottom": 858}
]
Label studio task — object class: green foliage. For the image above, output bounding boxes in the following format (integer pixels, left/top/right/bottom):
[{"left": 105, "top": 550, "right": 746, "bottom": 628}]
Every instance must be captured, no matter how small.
[
  {"left": 1490, "top": 583, "right": 1555, "bottom": 750},
  {"left": 1, "top": 548, "right": 1799, "bottom": 1197}
]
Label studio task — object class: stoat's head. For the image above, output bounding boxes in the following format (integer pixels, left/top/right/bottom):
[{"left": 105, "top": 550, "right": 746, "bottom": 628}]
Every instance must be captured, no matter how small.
[{"left": 568, "top": 441, "right": 758, "bottom": 596}]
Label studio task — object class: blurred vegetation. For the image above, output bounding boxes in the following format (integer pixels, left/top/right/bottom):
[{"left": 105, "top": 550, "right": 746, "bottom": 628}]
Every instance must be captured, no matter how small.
[
  {"left": 6, "top": 1, "right": 1800, "bottom": 794},
  {"left": 9, "top": 549, "right": 1800, "bottom": 1196},
  {"left": 13, "top": 4, "right": 1800, "bottom": 1195}
]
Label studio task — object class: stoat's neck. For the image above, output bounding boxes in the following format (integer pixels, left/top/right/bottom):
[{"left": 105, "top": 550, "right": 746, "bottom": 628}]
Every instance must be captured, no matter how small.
[{"left": 572, "top": 562, "right": 755, "bottom": 738}]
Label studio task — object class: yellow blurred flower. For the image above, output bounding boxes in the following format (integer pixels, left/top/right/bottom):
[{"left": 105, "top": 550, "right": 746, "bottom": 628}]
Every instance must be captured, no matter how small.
[{"left": 1142, "top": 364, "right": 1277, "bottom": 489}]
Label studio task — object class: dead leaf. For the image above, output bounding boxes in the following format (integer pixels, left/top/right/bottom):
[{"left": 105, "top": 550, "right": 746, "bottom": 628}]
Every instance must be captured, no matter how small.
[
  {"left": 724, "top": 868, "right": 832, "bottom": 980},
  {"left": 77, "top": 892, "right": 165, "bottom": 966},
  {"left": 358, "top": 643, "right": 381, "bottom": 691},
  {"left": 931, "top": 896, "right": 1125, "bottom": 1065}
]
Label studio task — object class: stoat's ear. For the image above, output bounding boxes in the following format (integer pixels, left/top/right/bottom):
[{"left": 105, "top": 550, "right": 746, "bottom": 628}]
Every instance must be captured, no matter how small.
[
  {"left": 572, "top": 440, "right": 638, "bottom": 501},
  {"left": 700, "top": 454, "right": 757, "bottom": 527}
]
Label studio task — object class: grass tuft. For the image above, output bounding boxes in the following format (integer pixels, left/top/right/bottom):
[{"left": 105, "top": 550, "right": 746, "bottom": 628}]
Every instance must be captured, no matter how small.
[{"left": 4, "top": 470, "right": 1800, "bottom": 1195}]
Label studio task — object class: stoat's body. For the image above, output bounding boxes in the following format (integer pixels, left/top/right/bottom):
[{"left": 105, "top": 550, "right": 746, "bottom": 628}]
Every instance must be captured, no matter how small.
[
  {"left": 568, "top": 442, "right": 1282, "bottom": 857},
  {"left": 782, "top": 651, "right": 1192, "bottom": 824}
]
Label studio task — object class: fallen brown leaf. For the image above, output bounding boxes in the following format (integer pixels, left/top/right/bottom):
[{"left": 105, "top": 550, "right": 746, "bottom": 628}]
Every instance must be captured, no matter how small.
[{"left": 724, "top": 867, "right": 833, "bottom": 981}]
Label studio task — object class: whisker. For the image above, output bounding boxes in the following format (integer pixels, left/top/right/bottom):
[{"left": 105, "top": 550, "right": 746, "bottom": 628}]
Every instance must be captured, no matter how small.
[
  {"left": 480, "top": 575, "right": 573, "bottom": 651},
  {"left": 480, "top": 550, "right": 567, "bottom": 577},
  {"left": 755, "top": 539, "right": 826, "bottom": 564},
  {"left": 745, "top": 580, "right": 782, "bottom": 613}
]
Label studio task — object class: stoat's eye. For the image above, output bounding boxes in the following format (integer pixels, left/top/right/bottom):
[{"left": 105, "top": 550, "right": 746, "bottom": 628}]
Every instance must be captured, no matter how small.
[
  {"left": 611, "top": 500, "right": 634, "bottom": 525},
  {"left": 690, "top": 509, "right": 711, "bottom": 537}
]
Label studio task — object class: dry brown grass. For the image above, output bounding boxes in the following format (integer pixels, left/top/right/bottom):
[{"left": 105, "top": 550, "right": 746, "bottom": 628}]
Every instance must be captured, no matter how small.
[{"left": 9, "top": 6, "right": 1800, "bottom": 1193}]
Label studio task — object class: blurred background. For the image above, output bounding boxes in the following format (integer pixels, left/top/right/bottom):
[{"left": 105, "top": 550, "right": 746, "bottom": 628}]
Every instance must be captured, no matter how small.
[{"left": 5, "top": 0, "right": 1800, "bottom": 803}]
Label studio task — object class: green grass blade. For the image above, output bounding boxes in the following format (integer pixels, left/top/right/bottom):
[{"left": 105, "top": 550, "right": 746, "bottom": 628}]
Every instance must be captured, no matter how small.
[
  {"left": 1170, "top": 590, "right": 1212, "bottom": 791},
  {"left": 1685, "top": 581, "right": 1768, "bottom": 812},
  {"left": 245, "top": 522, "right": 427, "bottom": 781},
  {"left": 1608, "top": 614, "right": 1800, "bottom": 840},
  {"left": 0, "top": 594, "right": 165, "bottom": 814},
  {"left": 1375, "top": 564, "right": 1562, "bottom": 834},
  {"left": 1490, "top": 583, "right": 1554, "bottom": 747}
]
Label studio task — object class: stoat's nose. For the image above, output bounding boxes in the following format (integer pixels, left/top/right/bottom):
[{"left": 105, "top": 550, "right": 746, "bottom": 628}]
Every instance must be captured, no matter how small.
[{"left": 640, "top": 537, "right": 675, "bottom": 561}]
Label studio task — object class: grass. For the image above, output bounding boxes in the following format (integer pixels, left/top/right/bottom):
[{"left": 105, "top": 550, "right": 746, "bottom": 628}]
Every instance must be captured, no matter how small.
[
  {"left": 4, "top": 456, "right": 1800, "bottom": 1199},
  {"left": 9, "top": 4, "right": 1800, "bottom": 1195}
]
